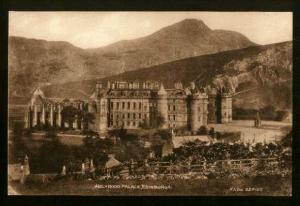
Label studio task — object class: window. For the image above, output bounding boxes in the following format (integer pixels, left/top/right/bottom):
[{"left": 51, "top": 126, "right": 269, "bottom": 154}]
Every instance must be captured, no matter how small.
[
  {"left": 173, "top": 115, "right": 176, "bottom": 121},
  {"left": 122, "top": 102, "right": 125, "bottom": 109},
  {"left": 117, "top": 102, "right": 119, "bottom": 110},
  {"left": 168, "top": 105, "right": 171, "bottom": 111},
  {"left": 133, "top": 102, "right": 136, "bottom": 109},
  {"left": 133, "top": 121, "right": 136, "bottom": 126},
  {"left": 139, "top": 113, "right": 141, "bottom": 119},
  {"left": 127, "top": 121, "right": 130, "bottom": 126},
  {"left": 168, "top": 115, "right": 170, "bottom": 120},
  {"left": 122, "top": 114, "right": 125, "bottom": 119},
  {"left": 127, "top": 102, "right": 130, "bottom": 109},
  {"left": 128, "top": 113, "right": 130, "bottom": 118},
  {"left": 173, "top": 105, "right": 176, "bottom": 111},
  {"left": 133, "top": 113, "right": 136, "bottom": 119},
  {"left": 144, "top": 114, "right": 147, "bottom": 119},
  {"left": 110, "top": 102, "right": 114, "bottom": 109},
  {"left": 139, "top": 102, "right": 142, "bottom": 110}
]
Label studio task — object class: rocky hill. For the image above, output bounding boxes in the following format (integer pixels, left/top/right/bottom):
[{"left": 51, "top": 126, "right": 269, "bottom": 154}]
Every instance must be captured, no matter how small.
[
  {"left": 42, "top": 41, "right": 292, "bottom": 112},
  {"left": 9, "top": 18, "right": 255, "bottom": 98}
]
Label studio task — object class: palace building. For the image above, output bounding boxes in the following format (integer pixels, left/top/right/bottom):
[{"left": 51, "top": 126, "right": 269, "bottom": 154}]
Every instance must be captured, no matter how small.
[{"left": 24, "top": 81, "right": 232, "bottom": 134}]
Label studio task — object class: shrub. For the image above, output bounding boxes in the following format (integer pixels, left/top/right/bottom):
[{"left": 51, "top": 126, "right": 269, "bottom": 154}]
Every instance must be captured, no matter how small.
[{"left": 197, "top": 126, "right": 208, "bottom": 135}]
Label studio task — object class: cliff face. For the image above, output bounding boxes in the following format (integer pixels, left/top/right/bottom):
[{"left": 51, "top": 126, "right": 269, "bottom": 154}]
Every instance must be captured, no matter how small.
[{"left": 9, "top": 19, "right": 256, "bottom": 97}]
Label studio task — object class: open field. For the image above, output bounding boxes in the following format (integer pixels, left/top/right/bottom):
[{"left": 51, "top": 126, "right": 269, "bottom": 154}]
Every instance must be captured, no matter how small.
[
  {"left": 9, "top": 175, "right": 291, "bottom": 196},
  {"left": 208, "top": 120, "right": 291, "bottom": 143}
]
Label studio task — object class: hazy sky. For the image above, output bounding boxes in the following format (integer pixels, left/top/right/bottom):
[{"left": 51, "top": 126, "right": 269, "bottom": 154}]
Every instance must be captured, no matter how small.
[{"left": 9, "top": 12, "right": 292, "bottom": 49}]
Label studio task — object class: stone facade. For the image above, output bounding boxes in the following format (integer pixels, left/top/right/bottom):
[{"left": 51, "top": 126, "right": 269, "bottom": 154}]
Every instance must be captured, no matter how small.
[
  {"left": 24, "top": 88, "right": 87, "bottom": 130},
  {"left": 25, "top": 81, "right": 232, "bottom": 134}
]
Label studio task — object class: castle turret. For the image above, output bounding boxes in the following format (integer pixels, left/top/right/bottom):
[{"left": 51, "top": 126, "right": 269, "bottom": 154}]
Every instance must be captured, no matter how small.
[
  {"left": 157, "top": 83, "right": 168, "bottom": 129},
  {"left": 190, "top": 90, "right": 208, "bottom": 134},
  {"left": 92, "top": 83, "right": 108, "bottom": 133},
  {"left": 221, "top": 93, "right": 232, "bottom": 123},
  {"left": 207, "top": 88, "right": 218, "bottom": 123},
  {"left": 98, "top": 94, "right": 108, "bottom": 133}
]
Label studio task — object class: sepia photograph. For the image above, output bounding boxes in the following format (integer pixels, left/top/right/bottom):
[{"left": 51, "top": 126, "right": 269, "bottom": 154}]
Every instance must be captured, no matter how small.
[{"left": 7, "top": 11, "right": 292, "bottom": 196}]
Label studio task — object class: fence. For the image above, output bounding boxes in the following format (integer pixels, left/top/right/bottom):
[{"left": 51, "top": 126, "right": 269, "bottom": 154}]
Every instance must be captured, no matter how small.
[
  {"left": 24, "top": 157, "right": 284, "bottom": 183},
  {"left": 127, "top": 157, "right": 280, "bottom": 175}
]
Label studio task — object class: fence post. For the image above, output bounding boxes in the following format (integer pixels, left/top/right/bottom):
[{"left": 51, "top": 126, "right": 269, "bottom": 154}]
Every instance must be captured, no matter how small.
[
  {"left": 130, "top": 159, "right": 135, "bottom": 175},
  {"left": 81, "top": 162, "right": 85, "bottom": 178}
]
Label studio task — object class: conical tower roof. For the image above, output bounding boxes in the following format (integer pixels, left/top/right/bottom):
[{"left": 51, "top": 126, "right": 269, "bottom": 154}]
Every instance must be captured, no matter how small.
[{"left": 157, "top": 83, "right": 167, "bottom": 95}]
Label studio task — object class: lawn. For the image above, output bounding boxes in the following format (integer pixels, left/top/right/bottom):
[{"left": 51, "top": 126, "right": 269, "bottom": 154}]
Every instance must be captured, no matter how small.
[{"left": 208, "top": 120, "right": 291, "bottom": 143}]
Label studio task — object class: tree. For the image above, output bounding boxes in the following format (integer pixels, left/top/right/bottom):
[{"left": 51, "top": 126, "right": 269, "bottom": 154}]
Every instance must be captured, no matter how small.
[
  {"left": 280, "top": 130, "right": 292, "bottom": 148},
  {"left": 10, "top": 122, "right": 27, "bottom": 163},
  {"left": 82, "top": 135, "right": 112, "bottom": 167},
  {"left": 108, "top": 127, "right": 127, "bottom": 138},
  {"left": 154, "top": 130, "right": 172, "bottom": 141},
  {"left": 208, "top": 127, "right": 215, "bottom": 137},
  {"left": 61, "top": 105, "right": 78, "bottom": 130},
  {"left": 33, "top": 137, "right": 72, "bottom": 173},
  {"left": 82, "top": 112, "right": 96, "bottom": 133}
]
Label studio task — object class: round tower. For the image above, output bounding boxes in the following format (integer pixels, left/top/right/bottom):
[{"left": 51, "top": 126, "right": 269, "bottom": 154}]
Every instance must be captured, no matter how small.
[
  {"left": 90, "top": 82, "right": 109, "bottom": 133},
  {"left": 207, "top": 88, "right": 217, "bottom": 123},
  {"left": 98, "top": 93, "right": 108, "bottom": 133},
  {"left": 157, "top": 83, "right": 168, "bottom": 129},
  {"left": 221, "top": 92, "right": 232, "bottom": 123},
  {"left": 190, "top": 90, "right": 208, "bottom": 134}
]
